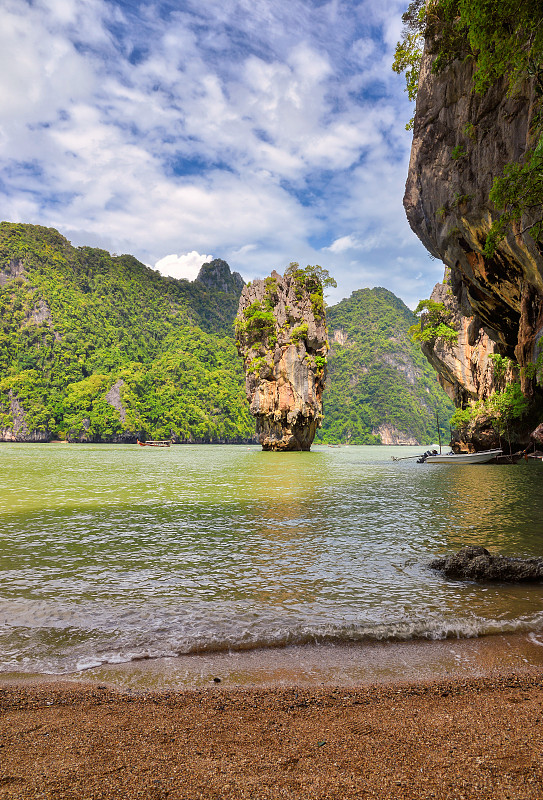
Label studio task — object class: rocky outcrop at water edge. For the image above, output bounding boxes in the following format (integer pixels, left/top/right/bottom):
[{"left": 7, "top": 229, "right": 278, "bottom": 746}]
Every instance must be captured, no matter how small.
[
  {"left": 431, "top": 546, "right": 543, "bottom": 582},
  {"left": 405, "top": 39, "right": 543, "bottom": 450}
]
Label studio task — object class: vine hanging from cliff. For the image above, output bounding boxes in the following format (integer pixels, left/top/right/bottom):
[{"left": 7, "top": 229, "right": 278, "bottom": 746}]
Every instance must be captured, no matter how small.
[{"left": 394, "top": 0, "right": 543, "bottom": 101}]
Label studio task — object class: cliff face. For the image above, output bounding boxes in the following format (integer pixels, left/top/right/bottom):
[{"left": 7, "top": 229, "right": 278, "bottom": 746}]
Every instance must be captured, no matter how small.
[
  {"left": 196, "top": 259, "right": 244, "bottom": 294},
  {"left": 0, "top": 391, "right": 52, "bottom": 442},
  {"left": 421, "top": 276, "right": 504, "bottom": 407},
  {"left": 405, "top": 47, "right": 543, "bottom": 445},
  {"left": 235, "top": 270, "right": 328, "bottom": 451}
]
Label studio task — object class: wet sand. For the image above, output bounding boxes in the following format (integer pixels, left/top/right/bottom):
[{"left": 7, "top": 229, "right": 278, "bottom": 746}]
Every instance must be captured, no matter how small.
[
  {"left": 70, "top": 631, "right": 543, "bottom": 691},
  {"left": 1, "top": 665, "right": 543, "bottom": 798}
]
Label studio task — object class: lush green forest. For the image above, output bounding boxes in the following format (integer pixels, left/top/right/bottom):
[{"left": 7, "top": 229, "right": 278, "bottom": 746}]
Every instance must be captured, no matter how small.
[
  {"left": 0, "top": 222, "right": 252, "bottom": 442},
  {"left": 316, "top": 288, "right": 455, "bottom": 444},
  {"left": 0, "top": 223, "right": 453, "bottom": 444}
]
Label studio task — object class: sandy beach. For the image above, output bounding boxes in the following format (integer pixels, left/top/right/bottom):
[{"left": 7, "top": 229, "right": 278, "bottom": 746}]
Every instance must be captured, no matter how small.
[{"left": 1, "top": 669, "right": 542, "bottom": 799}]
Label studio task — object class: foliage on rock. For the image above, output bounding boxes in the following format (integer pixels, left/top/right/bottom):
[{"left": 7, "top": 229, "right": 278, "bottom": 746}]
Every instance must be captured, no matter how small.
[
  {"left": 409, "top": 299, "right": 458, "bottom": 345},
  {"left": 235, "top": 267, "right": 330, "bottom": 451},
  {"left": 450, "top": 381, "right": 530, "bottom": 452}
]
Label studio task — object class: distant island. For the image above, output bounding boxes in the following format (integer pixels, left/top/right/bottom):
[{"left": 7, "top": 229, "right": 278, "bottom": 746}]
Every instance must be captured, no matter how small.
[{"left": 0, "top": 222, "right": 453, "bottom": 444}]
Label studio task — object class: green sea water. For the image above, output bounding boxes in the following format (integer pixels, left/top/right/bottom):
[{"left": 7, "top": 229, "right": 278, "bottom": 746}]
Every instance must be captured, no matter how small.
[{"left": 1, "top": 443, "right": 543, "bottom": 677}]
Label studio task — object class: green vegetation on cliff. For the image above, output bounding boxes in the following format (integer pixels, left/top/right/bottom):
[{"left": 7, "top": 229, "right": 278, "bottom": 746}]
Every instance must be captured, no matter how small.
[
  {"left": 394, "top": 0, "right": 543, "bottom": 251},
  {"left": 316, "top": 288, "right": 455, "bottom": 445},
  {"left": 409, "top": 299, "right": 458, "bottom": 344},
  {"left": 0, "top": 223, "right": 252, "bottom": 442}
]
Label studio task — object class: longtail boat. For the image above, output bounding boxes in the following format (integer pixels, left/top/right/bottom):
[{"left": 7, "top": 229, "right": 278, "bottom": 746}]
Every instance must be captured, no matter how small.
[
  {"left": 137, "top": 440, "right": 171, "bottom": 447},
  {"left": 424, "top": 448, "right": 502, "bottom": 464}
]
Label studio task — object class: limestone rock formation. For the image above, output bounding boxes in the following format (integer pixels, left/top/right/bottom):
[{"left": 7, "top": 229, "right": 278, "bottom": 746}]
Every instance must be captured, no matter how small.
[
  {"left": 431, "top": 546, "right": 543, "bottom": 583},
  {"left": 0, "top": 258, "right": 26, "bottom": 287},
  {"left": 405, "top": 46, "right": 543, "bottom": 448},
  {"left": 371, "top": 424, "right": 419, "bottom": 446},
  {"left": 196, "top": 259, "right": 244, "bottom": 294},
  {"left": 235, "top": 270, "right": 328, "bottom": 450}
]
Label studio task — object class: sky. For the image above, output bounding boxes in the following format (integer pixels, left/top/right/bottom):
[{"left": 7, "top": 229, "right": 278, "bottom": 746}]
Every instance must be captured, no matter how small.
[{"left": 0, "top": 0, "right": 444, "bottom": 308}]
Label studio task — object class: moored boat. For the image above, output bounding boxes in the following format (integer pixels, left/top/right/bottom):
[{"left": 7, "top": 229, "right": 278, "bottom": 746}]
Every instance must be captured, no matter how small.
[
  {"left": 424, "top": 448, "right": 502, "bottom": 464},
  {"left": 137, "top": 440, "right": 171, "bottom": 447}
]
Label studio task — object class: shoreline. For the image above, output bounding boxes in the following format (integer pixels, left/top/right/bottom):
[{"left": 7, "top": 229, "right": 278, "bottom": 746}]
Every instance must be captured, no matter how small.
[
  {"left": 3, "top": 631, "right": 543, "bottom": 692},
  {"left": 1, "top": 668, "right": 542, "bottom": 798}
]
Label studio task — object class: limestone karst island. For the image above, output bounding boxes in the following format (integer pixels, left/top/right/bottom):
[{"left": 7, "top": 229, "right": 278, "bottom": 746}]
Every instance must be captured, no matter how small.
[
  {"left": 0, "top": 224, "right": 453, "bottom": 447},
  {"left": 235, "top": 266, "right": 329, "bottom": 451}
]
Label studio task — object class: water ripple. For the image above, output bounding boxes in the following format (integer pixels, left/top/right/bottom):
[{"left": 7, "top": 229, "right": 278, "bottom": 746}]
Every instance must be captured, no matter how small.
[{"left": 1, "top": 444, "right": 543, "bottom": 674}]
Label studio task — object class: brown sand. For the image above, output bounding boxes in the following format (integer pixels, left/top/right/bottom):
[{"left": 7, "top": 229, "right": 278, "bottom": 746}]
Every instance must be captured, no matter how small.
[{"left": 1, "top": 670, "right": 543, "bottom": 799}]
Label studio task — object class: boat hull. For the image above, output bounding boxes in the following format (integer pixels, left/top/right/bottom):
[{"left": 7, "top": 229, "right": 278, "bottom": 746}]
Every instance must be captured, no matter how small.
[{"left": 425, "top": 449, "right": 502, "bottom": 464}]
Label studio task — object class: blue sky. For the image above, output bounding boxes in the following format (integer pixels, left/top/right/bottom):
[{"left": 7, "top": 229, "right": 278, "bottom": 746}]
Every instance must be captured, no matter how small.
[{"left": 0, "top": 0, "right": 443, "bottom": 307}]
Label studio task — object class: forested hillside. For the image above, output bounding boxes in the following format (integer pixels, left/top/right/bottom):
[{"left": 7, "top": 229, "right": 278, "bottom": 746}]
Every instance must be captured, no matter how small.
[
  {"left": 0, "top": 223, "right": 454, "bottom": 444},
  {"left": 316, "top": 288, "right": 455, "bottom": 444},
  {"left": 0, "top": 223, "right": 252, "bottom": 442}
]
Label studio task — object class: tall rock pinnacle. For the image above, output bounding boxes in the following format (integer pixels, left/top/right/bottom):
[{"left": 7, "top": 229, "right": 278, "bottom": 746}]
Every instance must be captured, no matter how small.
[{"left": 235, "top": 268, "right": 329, "bottom": 451}]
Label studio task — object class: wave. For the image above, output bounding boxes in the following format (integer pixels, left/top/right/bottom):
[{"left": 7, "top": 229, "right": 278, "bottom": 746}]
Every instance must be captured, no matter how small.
[
  {"left": 3, "top": 612, "right": 543, "bottom": 676},
  {"left": 70, "top": 612, "right": 543, "bottom": 672}
]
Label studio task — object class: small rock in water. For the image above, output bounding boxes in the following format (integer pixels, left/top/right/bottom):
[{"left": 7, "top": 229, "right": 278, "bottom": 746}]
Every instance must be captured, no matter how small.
[{"left": 430, "top": 546, "right": 543, "bottom": 582}]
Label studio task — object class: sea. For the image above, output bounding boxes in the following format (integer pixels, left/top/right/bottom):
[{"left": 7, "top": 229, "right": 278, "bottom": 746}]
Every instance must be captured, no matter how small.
[{"left": 2, "top": 443, "right": 543, "bottom": 689}]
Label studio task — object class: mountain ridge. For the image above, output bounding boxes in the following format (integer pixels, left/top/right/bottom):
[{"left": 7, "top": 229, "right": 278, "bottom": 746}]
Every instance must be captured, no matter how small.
[
  {"left": 317, "top": 286, "right": 455, "bottom": 444},
  {"left": 0, "top": 222, "right": 253, "bottom": 443}
]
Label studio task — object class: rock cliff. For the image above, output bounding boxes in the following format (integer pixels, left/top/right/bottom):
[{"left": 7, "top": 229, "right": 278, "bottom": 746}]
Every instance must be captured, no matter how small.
[
  {"left": 0, "top": 391, "right": 51, "bottom": 442},
  {"left": 405, "top": 45, "right": 543, "bottom": 448},
  {"left": 235, "top": 270, "right": 328, "bottom": 451},
  {"left": 196, "top": 259, "right": 244, "bottom": 294}
]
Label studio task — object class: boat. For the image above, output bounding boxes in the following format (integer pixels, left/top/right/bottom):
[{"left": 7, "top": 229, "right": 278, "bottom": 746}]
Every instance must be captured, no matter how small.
[
  {"left": 423, "top": 448, "right": 502, "bottom": 464},
  {"left": 137, "top": 440, "right": 171, "bottom": 447}
]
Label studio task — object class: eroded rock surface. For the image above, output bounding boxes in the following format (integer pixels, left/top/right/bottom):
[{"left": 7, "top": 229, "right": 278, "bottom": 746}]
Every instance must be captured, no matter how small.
[
  {"left": 431, "top": 546, "right": 543, "bottom": 583},
  {"left": 0, "top": 258, "right": 26, "bottom": 287},
  {"left": 371, "top": 424, "right": 418, "bottom": 446},
  {"left": 105, "top": 379, "right": 127, "bottom": 424},
  {"left": 196, "top": 259, "right": 244, "bottom": 294},
  {"left": 235, "top": 270, "right": 328, "bottom": 451},
  {"left": 405, "top": 46, "right": 543, "bottom": 447}
]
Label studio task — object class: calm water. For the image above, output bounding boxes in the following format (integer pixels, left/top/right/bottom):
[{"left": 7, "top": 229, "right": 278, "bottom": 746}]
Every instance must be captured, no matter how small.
[{"left": 1, "top": 443, "right": 543, "bottom": 677}]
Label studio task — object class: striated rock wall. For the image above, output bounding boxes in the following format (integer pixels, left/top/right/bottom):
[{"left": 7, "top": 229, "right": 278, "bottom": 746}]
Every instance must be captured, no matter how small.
[
  {"left": 405, "top": 45, "right": 543, "bottom": 444},
  {"left": 420, "top": 273, "right": 509, "bottom": 408},
  {"left": 235, "top": 270, "right": 328, "bottom": 451},
  {"left": 371, "top": 424, "right": 419, "bottom": 446}
]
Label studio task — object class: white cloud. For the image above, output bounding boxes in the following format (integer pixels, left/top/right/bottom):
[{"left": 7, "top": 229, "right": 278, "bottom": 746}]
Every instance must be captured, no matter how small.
[
  {"left": 155, "top": 252, "right": 213, "bottom": 281},
  {"left": 0, "top": 0, "right": 437, "bottom": 310},
  {"left": 326, "top": 234, "right": 361, "bottom": 253}
]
